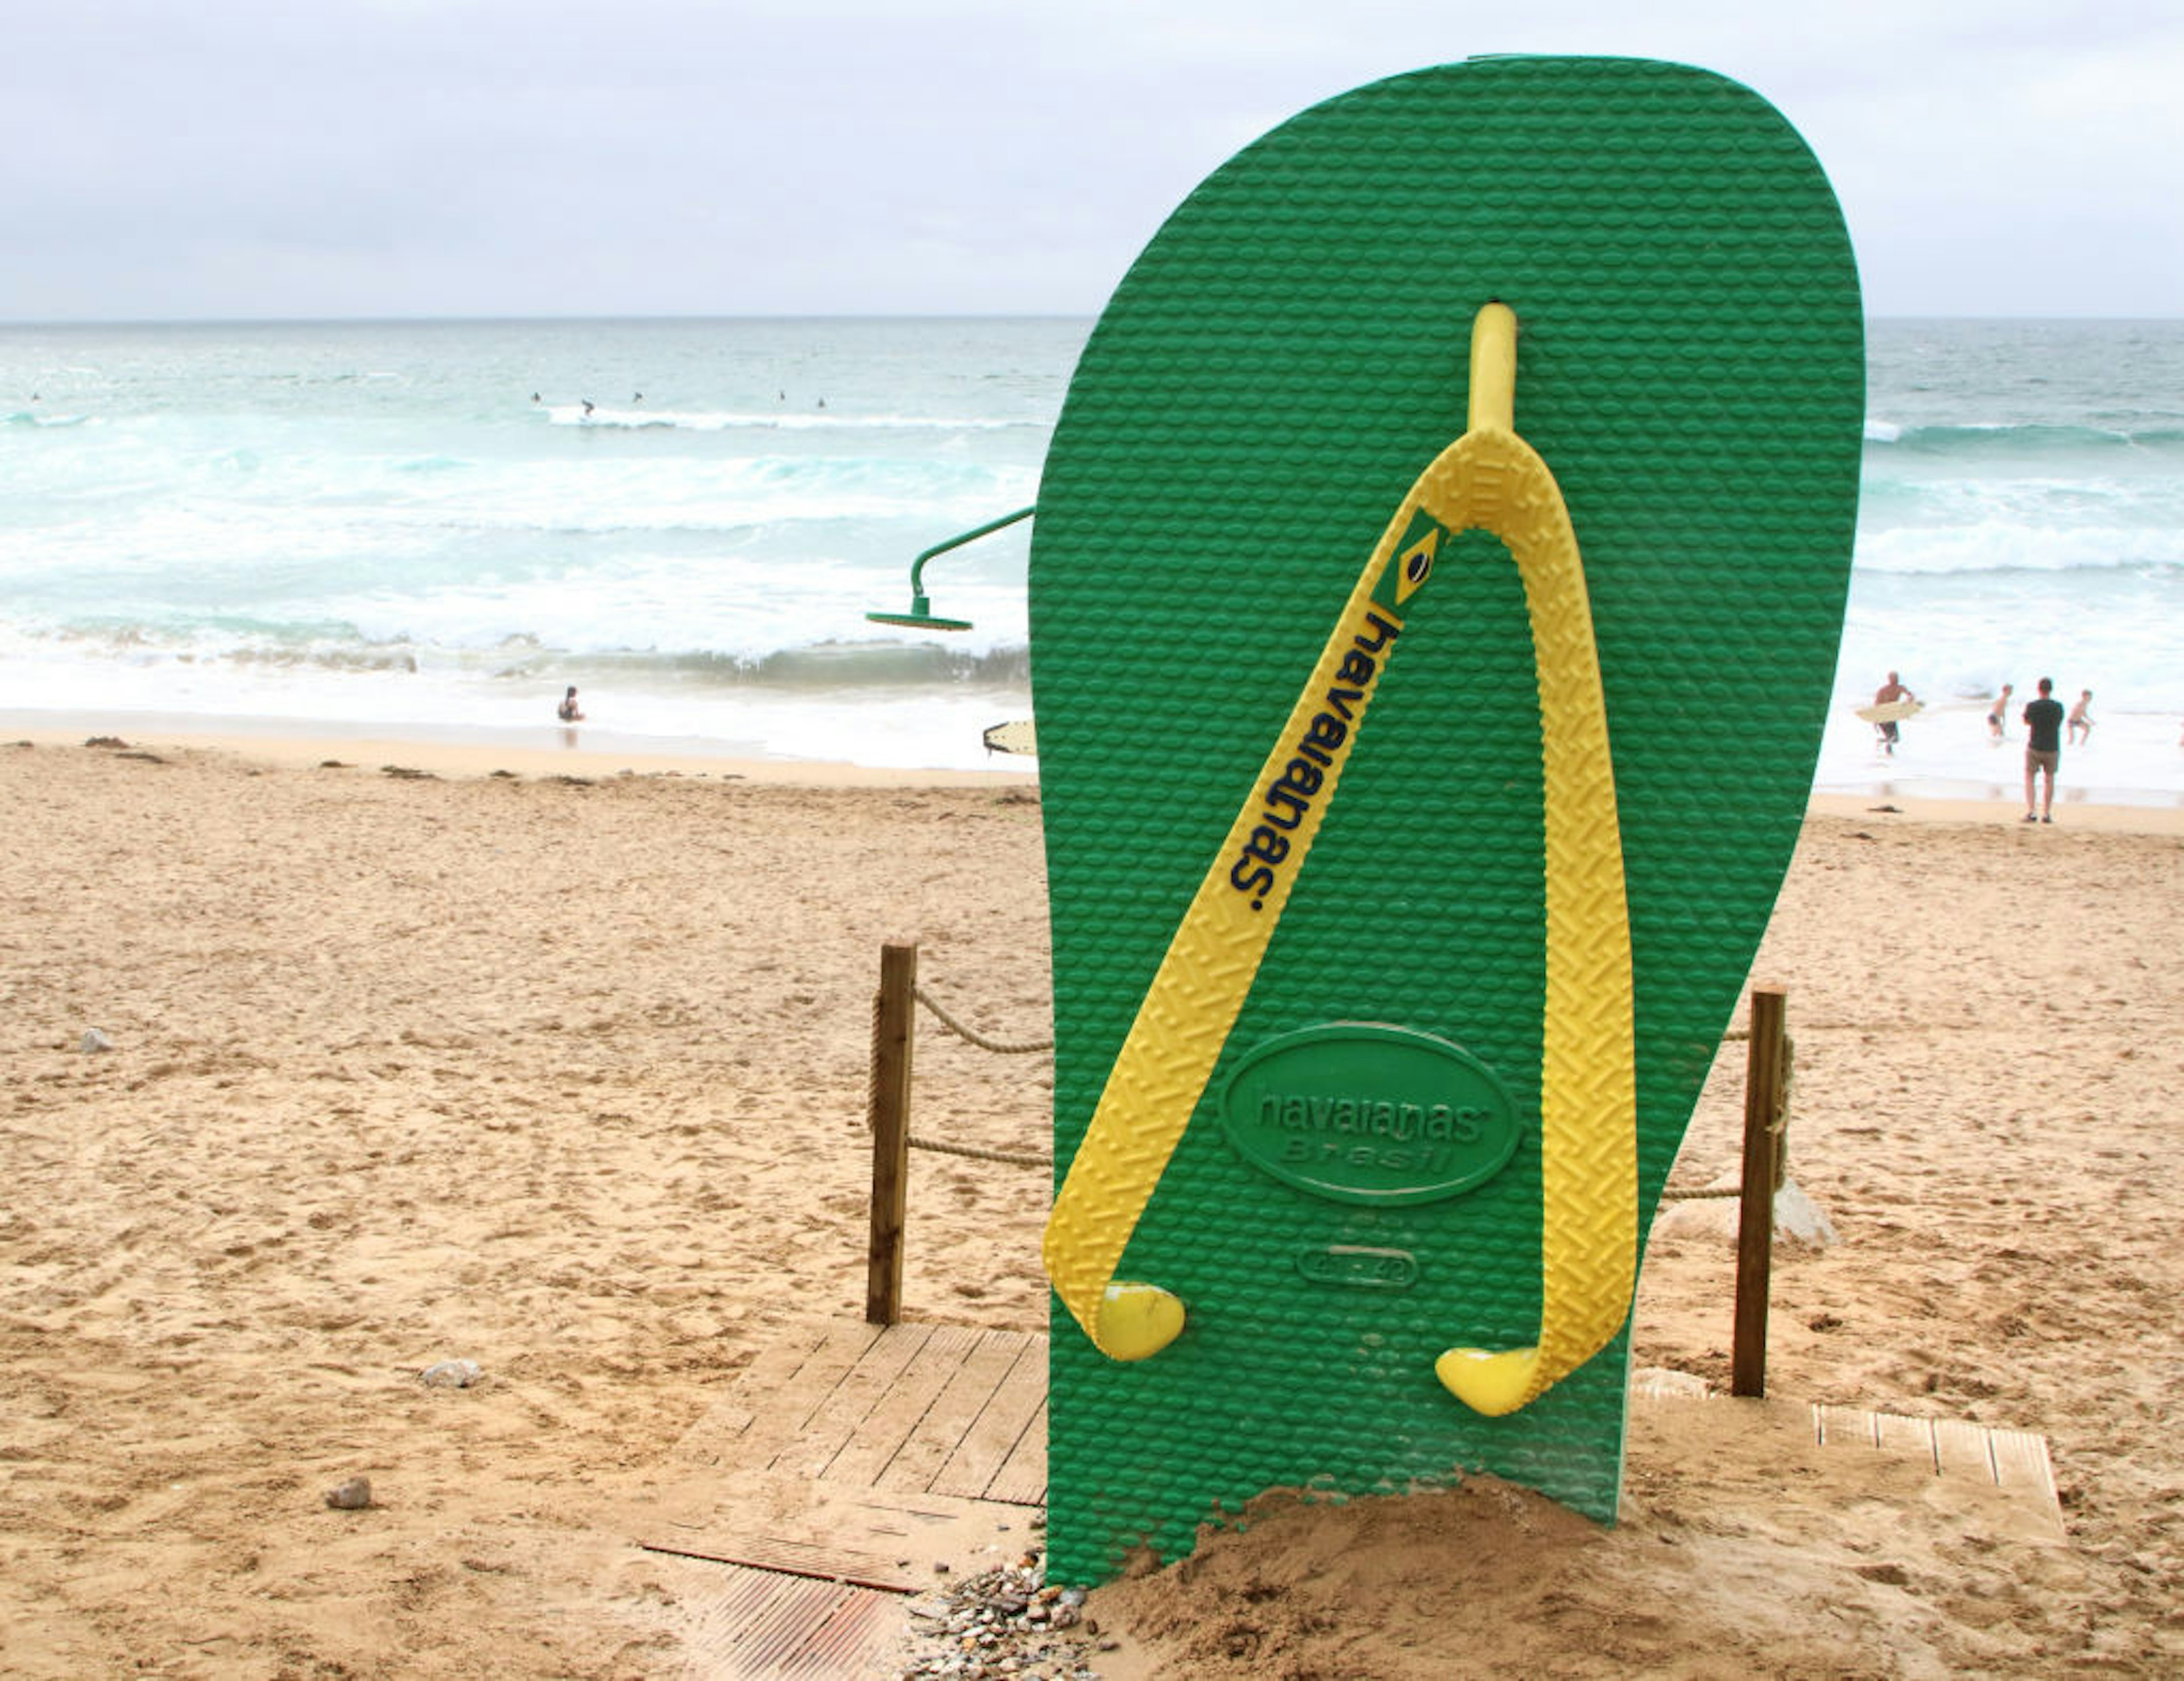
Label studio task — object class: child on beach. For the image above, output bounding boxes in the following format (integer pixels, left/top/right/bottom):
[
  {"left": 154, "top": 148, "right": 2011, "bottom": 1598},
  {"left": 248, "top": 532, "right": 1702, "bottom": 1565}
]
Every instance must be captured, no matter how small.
[
  {"left": 2068, "top": 689, "right": 2093, "bottom": 744},
  {"left": 1987, "top": 683, "right": 2013, "bottom": 740},
  {"left": 557, "top": 686, "right": 585, "bottom": 723}
]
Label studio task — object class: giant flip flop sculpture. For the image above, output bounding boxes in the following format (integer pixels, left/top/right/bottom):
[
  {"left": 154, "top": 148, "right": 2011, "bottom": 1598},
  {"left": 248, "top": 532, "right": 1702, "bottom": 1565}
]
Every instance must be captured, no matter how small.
[{"left": 1029, "top": 56, "right": 1863, "bottom": 1583}]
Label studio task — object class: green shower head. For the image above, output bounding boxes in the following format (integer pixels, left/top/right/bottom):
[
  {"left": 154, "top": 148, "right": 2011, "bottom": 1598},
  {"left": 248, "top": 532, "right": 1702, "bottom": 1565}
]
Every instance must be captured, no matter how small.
[
  {"left": 866, "top": 594, "right": 974, "bottom": 632},
  {"left": 864, "top": 505, "right": 1034, "bottom": 635}
]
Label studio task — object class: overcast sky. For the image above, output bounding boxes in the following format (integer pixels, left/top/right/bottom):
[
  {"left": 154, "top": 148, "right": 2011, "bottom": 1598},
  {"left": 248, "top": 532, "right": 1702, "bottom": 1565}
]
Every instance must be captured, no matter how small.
[{"left": 5, "top": 0, "right": 2179, "bottom": 322}]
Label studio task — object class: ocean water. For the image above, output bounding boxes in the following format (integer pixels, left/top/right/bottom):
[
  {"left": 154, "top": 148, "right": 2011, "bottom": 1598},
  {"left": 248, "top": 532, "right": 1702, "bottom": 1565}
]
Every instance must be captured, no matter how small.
[
  {"left": 2, "top": 315, "right": 2180, "bottom": 798},
  {"left": 0, "top": 317, "right": 1062, "bottom": 769},
  {"left": 1830, "top": 319, "right": 2184, "bottom": 807}
]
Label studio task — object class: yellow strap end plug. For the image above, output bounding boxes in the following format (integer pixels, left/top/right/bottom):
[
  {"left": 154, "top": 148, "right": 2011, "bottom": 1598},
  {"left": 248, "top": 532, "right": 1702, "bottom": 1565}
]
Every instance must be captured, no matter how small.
[
  {"left": 1433, "top": 1344, "right": 1543, "bottom": 1417},
  {"left": 1096, "top": 1282, "right": 1186, "bottom": 1361}
]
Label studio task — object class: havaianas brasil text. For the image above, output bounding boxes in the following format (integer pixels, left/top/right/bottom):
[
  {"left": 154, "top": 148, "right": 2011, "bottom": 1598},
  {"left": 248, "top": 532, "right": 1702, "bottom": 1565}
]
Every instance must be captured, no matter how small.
[{"left": 2, "top": 316, "right": 2179, "bottom": 799}]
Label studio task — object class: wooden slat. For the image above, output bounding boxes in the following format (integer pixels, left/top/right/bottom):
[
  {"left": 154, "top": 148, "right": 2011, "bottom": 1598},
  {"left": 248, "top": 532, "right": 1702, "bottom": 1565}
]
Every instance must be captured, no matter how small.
[
  {"left": 985, "top": 1397, "right": 1048, "bottom": 1506},
  {"left": 1811, "top": 1403, "right": 1877, "bottom": 1448},
  {"left": 671, "top": 1322, "right": 847, "bottom": 1465},
  {"left": 1987, "top": 1427, "right": 2059, "bottom": 1505},
  {"left": 876, "top": 1328, "right": 1039, "bottom": 1495},
  {"left": 638, "top": 1480, "right": 1026, "bottom": 1592},
  {"left": 1931, "top": 1417, "right": 1997, "bottom": 1482},
  {"left": 647, "top": 1533, "right": 921, "bottom": 1594},
  {"left": 1873, "top": 1410, "right": 1938, "bottom": 1468},
  {"left": 726, "top": 1320, "right": 891, "bottom": 1472},
  {"left": 664, "top": 1556, "right": 904, "bottom": 1679},
  {"left": 1809, "top": 1405, "right": 2063, "bottom": 1536},
  {"left": 821, "top": 1323, "right": 987, "bottom": 1490},
  {"left": 640, "top": 1320, "right": 1053, "bottom": 1680},
  {"left": 673, "top": 1562, "right": 804, "bottom": 1655},
  {"left": 767, "top": 1323, "right": 937, "bottom": 1481},
  {"left": 930, "top": 1338, "right": 1047, "bottom": 1500},
  {"left": 796, "top": 1579, "right": 915, "bottom": 1676}
]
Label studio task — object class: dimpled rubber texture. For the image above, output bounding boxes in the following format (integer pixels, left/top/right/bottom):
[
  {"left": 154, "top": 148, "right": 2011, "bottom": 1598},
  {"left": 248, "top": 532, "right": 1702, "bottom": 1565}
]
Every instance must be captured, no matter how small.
[{"left": 1029, "top": 56, "right": 1863, "bottom": 1584}]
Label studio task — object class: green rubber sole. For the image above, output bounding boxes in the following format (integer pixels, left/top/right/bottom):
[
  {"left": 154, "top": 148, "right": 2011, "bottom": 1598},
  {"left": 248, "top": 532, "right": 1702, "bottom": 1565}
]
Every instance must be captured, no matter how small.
[{"left": 1030, "top": 55, "right": 1862, "bottom": 1584}]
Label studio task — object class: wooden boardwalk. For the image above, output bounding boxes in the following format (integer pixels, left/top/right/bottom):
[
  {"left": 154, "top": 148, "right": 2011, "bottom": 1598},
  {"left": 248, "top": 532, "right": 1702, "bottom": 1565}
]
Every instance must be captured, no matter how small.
[
  {"left": 1811, "top": 1401, "right": 2065, "bottom": 1539},
  {"left": 630, "top": 1318, "right": 1046, "bottom": 1678},
  {"left": 1633, "top": 1377, "right": 2066, "bottom": 1543},
  {"left": 634, "top": 1324, "right": 2066, "bottom": 1675}
]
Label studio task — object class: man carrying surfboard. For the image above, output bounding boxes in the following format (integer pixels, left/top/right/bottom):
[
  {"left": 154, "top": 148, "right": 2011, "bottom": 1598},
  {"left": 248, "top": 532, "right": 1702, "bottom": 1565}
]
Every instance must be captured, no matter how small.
[{"left": 1872, "top": 670, "right": 1915, "bottom": 754}]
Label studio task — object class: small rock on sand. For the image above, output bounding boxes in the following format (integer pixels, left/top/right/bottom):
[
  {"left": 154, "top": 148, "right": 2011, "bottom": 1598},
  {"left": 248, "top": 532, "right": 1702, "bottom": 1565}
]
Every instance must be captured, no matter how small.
[{"left": 325, "top": 1477, "right": 372, "bottom": 1510}]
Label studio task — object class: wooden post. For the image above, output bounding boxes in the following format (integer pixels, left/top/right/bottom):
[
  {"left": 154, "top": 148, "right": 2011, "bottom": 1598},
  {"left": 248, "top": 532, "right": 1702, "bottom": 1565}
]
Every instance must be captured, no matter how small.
[
  {"left": 1732, "top": 985, "right": 1788, "bottom": 1397},
  {"left": 865, "top": 941, "right": 918, "bottom": 1325}
]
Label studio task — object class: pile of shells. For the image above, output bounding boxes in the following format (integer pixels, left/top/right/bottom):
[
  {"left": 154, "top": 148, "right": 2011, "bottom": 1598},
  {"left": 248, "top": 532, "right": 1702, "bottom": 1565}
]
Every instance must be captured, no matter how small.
[{"left": 894, "top": 1544, "right": 1115, "bottom": 1679}]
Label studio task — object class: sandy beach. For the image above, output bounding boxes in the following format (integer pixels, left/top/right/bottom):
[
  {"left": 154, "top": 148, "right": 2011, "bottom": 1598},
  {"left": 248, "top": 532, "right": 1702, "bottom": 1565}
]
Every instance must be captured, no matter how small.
[{"left": 3, "top": 729, "right": 2181, "bottom": 1678}]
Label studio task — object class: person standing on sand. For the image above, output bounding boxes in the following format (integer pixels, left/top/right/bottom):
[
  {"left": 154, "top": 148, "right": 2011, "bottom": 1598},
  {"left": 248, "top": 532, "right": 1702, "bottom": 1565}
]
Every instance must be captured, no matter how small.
[
  {"left": 2067, "top": 688, "right": 2094, "bottom": 745},
  {"left": 2021, "top": 677, "right": 2065, "bottom": 823},
  {"left": 1873, "top": 670, "right": 1914, "bottom": 755},
  {"left": 557, "top": 686, "right": 585, "bottom": 723},
  {"left": 1987, "top": 683, "right": 2013, "bottom": 740}
]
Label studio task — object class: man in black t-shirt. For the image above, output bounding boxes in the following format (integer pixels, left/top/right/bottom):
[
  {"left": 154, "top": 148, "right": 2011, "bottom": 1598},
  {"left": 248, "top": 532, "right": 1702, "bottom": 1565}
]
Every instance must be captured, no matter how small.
[{"left": 2021, "top": 676, "right": 2065, "bottom": 824}]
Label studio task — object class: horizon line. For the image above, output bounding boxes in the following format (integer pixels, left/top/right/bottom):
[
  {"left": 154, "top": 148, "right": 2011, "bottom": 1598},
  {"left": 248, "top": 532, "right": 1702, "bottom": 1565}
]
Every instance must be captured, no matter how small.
[{"left": 5, "top": 309, "right": 2182, "bottom": 332}]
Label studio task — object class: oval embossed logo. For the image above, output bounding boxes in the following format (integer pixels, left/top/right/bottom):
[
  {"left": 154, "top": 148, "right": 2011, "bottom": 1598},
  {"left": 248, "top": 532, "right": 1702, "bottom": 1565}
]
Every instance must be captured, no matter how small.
[
  {"left": 1294, "top": 1244, "right": 1420, "bottom": 1290},
  {"left": 1219, "top": 1022, "right": 1521, "bottom": 1206}
]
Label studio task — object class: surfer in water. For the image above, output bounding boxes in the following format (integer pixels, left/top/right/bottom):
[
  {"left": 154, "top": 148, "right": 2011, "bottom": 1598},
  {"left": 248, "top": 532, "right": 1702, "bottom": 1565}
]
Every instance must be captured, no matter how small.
[
  {"left": 557, "top": 686, "right": 585, "bottom": 723},
  {"left": 1873, "top": 670, "right": 1914, "bottom": 755}
]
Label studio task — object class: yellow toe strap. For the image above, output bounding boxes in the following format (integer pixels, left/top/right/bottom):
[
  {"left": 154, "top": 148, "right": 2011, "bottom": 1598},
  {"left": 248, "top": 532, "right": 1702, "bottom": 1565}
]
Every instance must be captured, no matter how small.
[{"left": 1045, "top": 304, "right": 1636, "bottom": 1408}]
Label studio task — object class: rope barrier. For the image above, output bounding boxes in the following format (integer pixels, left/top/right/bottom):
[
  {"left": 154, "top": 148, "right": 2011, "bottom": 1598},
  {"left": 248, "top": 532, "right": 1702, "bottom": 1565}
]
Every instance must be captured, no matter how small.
[
  {"left": 913, "top": 984, "right": 1052, "bottom": 1055},
  {"left": 865, "top": 985, "right": 886, "bottom": 1124},
  {"left": 907, "top": 1134, "right": 1052, "bottom": 1169},
  {"left": 900, "top": 983, "right": 1052, "bottom": 1166}
]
